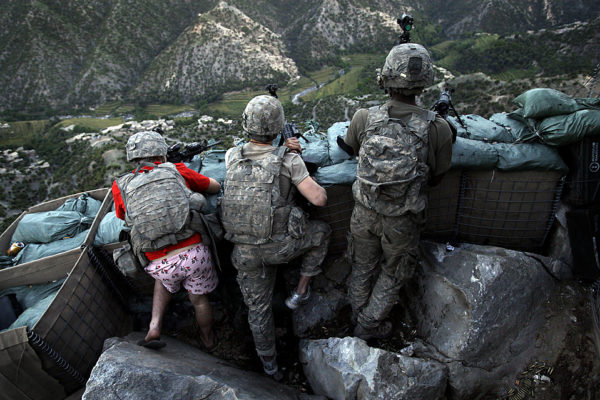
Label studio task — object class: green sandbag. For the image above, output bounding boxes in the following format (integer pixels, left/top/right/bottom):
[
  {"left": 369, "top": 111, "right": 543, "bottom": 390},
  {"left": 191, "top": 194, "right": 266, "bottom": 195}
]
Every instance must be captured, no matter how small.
[
  {"left": 299, "top": 130, "right": 331, "bottom": 167},
  {"left": 93, "top": 211, "right": 125, "bottom": 246},
  {"left": 56, "top": 193, "right": 102, "bottom": 218},
  {"left": 450, "top": 137, "right": 498, "bottom": 169},
  {"left": 314, "top": 159, "right": 357, "bottom": 187},
  {"left": 200, "top": 149, "right": 227, "bottom": 184},
  {"left": 513, "top": 88, "right": 580, "bottom": 119},
  {"left": 0, "top": 279, "right": 65, "bottom": 332},
  {"left": 448, "top": 114, "right": 514, "bottom": 143},
  {"left": 493, "top": 142, "right": 568, "bottom": 172},
  {"left": 13, "top": 230, "right": 89, "bottom": 265},
  {"left": 489, "top": 112, "right": 534, "bottom": 143},
  {"left": 575, "top": 98, "right": 600, "bottom": 110},
  {"left": 327, "top": 121, "right": 353, "bottom": 165},
  {"left": 11, "top": 211, "right": 94, "bottom": 244},
  {"left": 535, "top": 109, "right": 600, "bottom": 146}
]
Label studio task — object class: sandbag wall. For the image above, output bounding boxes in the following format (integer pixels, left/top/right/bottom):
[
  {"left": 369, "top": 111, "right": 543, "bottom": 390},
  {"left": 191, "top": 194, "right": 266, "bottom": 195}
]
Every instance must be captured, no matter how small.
[{"left": 0, "top": 190, "right": 133, "bottom": 399}]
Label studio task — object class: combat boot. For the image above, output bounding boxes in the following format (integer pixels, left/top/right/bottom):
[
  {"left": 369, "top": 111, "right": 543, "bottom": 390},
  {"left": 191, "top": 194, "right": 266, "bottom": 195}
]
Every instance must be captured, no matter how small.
[{"left": 259, "top": 355, "right": 284, "bottom": 381}]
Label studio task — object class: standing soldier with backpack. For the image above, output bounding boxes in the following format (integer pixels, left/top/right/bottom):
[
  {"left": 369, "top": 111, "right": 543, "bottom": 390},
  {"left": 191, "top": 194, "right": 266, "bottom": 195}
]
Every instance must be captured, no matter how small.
[
  {"left": 220, "top": 95, "right": 331, "bottom": 380},
  {"left": 112, "top": 130, "right": 221, "bottom": 350},
  {"left": 343, "top": 43, "right": 453, "bottom": 340}
]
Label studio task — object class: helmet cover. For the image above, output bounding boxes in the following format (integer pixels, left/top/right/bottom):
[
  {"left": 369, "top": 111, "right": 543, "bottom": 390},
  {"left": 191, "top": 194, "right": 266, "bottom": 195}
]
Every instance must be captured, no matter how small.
[
  {"left": 126, "top": 130, "right": 168, "bottom": 161},
  {"left": 378, "top": 43, "right": 434, "bottom": 90},
  {"left": 242, "top": 95, "right": 285, "bottom": 142}
]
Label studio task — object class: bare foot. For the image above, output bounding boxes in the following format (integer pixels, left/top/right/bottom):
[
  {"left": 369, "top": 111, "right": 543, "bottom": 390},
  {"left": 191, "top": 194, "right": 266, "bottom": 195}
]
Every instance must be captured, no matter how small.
[
  {"left": 200, "top": 329, "right": 216, "bottom": 350},
  {"left": 145, "top": 327, "right": 161, "bottom": 343}
]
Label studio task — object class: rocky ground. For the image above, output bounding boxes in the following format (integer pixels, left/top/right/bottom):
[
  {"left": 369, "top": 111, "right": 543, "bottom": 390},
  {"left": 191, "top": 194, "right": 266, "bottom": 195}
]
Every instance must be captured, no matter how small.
[{"left": 129, "top": 249, "right": 600, "bottom": 399}]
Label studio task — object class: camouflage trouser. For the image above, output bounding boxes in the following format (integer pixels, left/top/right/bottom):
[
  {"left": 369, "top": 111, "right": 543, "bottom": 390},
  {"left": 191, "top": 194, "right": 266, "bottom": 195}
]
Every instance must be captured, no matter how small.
[
  {"left": 231, "top": 219, "right": 331, "bottom": 356},
  {"left": 348, "top": 202, "right": 425, "bottom": 329}
]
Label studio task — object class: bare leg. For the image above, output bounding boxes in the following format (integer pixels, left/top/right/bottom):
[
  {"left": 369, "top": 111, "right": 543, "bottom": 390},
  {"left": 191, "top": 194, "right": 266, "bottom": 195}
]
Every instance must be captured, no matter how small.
[
  {"left": 189, "top": 293, "right": 215, "bottom": 348},
  {"left": 145, "top": 280, "right": 172, "bottom": 342},
  {"left": 295, "top": 275, "right": 311, "bottom": 295}
]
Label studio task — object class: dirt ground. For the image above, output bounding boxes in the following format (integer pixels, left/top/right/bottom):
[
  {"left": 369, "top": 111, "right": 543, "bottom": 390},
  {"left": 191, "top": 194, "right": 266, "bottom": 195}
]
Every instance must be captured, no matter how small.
[{"left": 135, "top": 258, "right": 600, "bottom": 400}]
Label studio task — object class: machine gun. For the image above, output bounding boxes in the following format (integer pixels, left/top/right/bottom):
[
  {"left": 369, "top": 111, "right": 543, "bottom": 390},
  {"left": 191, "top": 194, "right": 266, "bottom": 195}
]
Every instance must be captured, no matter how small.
[
  {"left": 167, "top": 139, "right": 221, "bottom": 163},
  {"left": 431, "top": 87, "right": 464, "bottom": 142},
  {"left": 396, "top": 13, "right": 414, "bottom": 44}
]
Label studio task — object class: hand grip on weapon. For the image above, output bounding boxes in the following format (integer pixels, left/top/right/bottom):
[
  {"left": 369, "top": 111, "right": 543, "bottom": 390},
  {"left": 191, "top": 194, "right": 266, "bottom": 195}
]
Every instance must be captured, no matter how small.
[{"left": 285, "top": 137, "right": 303, "bottom": 154}]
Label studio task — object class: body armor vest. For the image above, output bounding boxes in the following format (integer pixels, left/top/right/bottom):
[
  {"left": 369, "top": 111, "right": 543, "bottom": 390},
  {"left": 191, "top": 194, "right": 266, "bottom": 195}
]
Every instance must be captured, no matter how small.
[
  {"left": 220, "top": 146, "right": 296, "bottom": 244},
  {"left": 116, "top": 162, "right": 205, "bottom": 265},
  {"left": 353, "top": 105, "right": 435, "bottom": 216}
]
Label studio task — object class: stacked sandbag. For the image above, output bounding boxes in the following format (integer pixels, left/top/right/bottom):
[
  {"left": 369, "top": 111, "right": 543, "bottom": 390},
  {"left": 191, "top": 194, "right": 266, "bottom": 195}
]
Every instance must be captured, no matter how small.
[
  {"left": 502, "top": 88, "right": 600, "bottom": 146},
  {"left": 9, "top": 194, "right": 102, "bottom": 266}
]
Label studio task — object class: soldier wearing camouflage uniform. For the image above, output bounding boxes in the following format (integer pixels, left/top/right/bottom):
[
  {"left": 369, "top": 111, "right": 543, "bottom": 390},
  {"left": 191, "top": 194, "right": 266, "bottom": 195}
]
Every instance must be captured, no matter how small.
[
  {"left": 220, "top": 95, "right": 331, "bottom": 379},
  {"left": 112, "top": 131, "right": 221, "bottom": 350},
  {"left": 344, "top": 43, "right": 453, "bottom": 340}
]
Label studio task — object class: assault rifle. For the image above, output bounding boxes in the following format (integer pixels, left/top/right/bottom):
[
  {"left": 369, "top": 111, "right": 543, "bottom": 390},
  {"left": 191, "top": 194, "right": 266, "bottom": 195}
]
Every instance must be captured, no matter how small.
[
  {"left": 167, "top": 139, "right": 221, "bottom": 163},
  {"left": 431, "top": 87, "right": 464, "bottom": 142},
  {"left": 265, "top": 84, "right": 318, "bottom": 174}
]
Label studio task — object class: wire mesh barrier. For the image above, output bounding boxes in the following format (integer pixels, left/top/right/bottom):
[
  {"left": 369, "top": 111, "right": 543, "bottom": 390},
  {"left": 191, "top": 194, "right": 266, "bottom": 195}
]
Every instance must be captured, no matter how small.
[
  {"left": 26, "top": 329, "right": 86, "bottom": 388},
  {"left": 308, "top": 185, "right": 354, "bottom": 258},
  {"left": 425, "top": 169, "right": 565, "bottom": 251},
  {"left": 27, "top": 249, "right": 132, "bottom": 395},
  {"left": 308, "top": 170, "right": 564, "bottom": 258}
]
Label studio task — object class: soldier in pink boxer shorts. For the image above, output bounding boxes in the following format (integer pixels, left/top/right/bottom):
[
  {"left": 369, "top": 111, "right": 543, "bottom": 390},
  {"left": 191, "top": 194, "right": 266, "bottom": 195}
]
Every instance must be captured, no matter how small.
[{"left": 113, "top": 131, "right": 221, "bottom": 351}]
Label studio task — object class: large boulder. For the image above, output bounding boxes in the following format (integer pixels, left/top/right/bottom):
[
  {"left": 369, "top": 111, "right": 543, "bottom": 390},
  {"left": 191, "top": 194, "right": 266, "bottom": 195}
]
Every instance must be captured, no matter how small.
[
  {"left": 299, "top": 337, "right": 448, "bottom": 400},
  {"left": 82, "top": 333, "right": 323, "bottom": 400},
  {"left": 409, "top": 241, "right": 558, "bottom": 398}
]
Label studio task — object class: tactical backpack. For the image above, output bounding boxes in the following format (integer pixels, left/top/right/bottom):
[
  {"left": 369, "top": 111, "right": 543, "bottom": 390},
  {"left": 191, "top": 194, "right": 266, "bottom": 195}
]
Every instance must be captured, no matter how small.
[
  {"left": 353, "top": 105, "right": 435, "bottom": 217},
  {"left": 220, "top": 146, "right": 298, "bottom": 244},
  {"left": 115, "top": 162, "right": 206, "bottom": 266}
]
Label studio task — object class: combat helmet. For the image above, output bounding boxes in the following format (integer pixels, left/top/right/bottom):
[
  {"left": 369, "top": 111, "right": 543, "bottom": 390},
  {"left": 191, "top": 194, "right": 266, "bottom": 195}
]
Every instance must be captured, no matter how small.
[
  {"left": 242, "top": 95, "right": 285, "bottom": 142},
  {"left": 378, "top": 43, "right": 434, "bottom": 92},
  {"left": 126, "top": 130, "right": 168, "bottom": 162}
]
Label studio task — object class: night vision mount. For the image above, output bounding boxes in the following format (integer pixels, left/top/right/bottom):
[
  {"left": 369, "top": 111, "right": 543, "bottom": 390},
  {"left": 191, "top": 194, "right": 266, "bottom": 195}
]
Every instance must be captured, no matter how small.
[{"left": 397, "top": 13, "right": 414, "bottom": 44}]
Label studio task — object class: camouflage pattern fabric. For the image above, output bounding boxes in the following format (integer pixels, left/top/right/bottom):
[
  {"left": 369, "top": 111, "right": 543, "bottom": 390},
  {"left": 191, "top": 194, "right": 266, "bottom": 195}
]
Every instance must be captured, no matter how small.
[
  {"left": 353, "top": 105, "right": 434, "bottom": 217},
  {"left": 242, "top": 95, "right": 285, "bottom": 143},
  {"left": 116, "top": 162, "right": 205, "bottom": 266},
  {"left": 231, "top": 220, "right": 331, "bottom": 356},
  {"left": 378, "top": 43, "right": 434, "bottom": 90},
  {"left": 220, "top": 146, "right": 292, "bottom": 244},
  {"left": 125, "top": 130, "right": 168, "bottom": 161},
  {"left": 348, "top": 202, "right": 425, "bottom": 329}
]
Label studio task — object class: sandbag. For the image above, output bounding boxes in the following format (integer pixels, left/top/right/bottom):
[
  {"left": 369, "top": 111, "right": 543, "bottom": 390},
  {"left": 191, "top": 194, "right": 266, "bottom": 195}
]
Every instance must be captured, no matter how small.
[
  {"left": 450, "top": 137, "right": 499, "bottom": 169},
  {"left": 13, "top": 230, "right": 89, "bottom": 265},
  {"left": 11, "top": 211, "right": 94, "bottom": 244},
  {"left": 93, "top": 211, "right": 125, "bottom": 246},
  {"left": 200, "top": 150, "right": 227, "bottom": 184},
  {"left": 0, "top": 279, "right": 65, "bottom": 332},
  {"left": 489, "top": 112, "right": 533, "bottom": 143},
  {"left": 56, "top": 193, "right": 102, "bottom": 218},
  {"left": 535, "top": 109, "right": 600, "bottom": 146},
  {"left": 314, "top": 160, "right": 357, "bottom": 186},
  {"left": 327, "top": 121, "right": 353, "bottom": 165},
  {"left": 512, "top": 88, "right": 580, "bottom": 119},
  {"left": 494, "top": 142, "right": 568, "bottom": 172},
  {"left": 300, "top": 130, "right": 330, "bottom": 167},
  {"left": 575, "top": 98, "right": 600, "bottom": 110},
  {"left": 448, "top": 114, "right": 514, "bottom": 143}
]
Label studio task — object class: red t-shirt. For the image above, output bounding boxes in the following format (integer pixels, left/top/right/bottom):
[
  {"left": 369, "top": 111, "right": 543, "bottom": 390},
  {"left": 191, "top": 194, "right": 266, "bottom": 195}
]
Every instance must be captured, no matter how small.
[{"left": 112, "top": 162, "right": 211, "bottom": 261}]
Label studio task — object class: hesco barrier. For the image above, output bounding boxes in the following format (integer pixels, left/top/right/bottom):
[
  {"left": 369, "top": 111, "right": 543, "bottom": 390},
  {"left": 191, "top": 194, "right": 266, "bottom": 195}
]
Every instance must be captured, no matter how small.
[
  {"left": 0, "top": 190, "right": 133, "bottom": 399},
  {"left": 308, "top": 185, "right": 355, "bottom": 258},
  {"left": 309, "top": 169, "right": 564, "bottom": 257},
  {"left": 0, "top": 188, "right": 109, "bottom": 287},
  {"left": 425, "top": 169, "right": 564, "bottom": 250}
]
